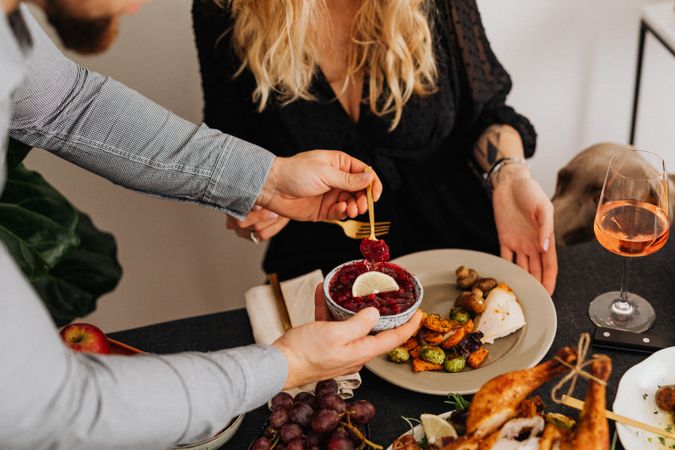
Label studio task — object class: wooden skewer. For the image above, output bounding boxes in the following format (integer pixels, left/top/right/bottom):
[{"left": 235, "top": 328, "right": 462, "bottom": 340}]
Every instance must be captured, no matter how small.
[
  {"left": 561, "top": 395, "right": 675, "bottom": 440},
  {"left": 364, "top": 166, "right": 376, "bottom": 240},
  {"left": 268, "top": 273, "right": 292, "bottom": 332}
]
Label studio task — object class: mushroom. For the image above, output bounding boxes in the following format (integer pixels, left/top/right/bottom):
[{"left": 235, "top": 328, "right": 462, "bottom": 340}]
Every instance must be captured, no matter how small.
[
  {"left": 474, "top": 277, "right": 498, "bottom": 294},
  {"left": 456, "top": 266, "right": 479, "bottom": 290},
  {"left": 456, "top": 288, "right": 486, "bottom": 314}
]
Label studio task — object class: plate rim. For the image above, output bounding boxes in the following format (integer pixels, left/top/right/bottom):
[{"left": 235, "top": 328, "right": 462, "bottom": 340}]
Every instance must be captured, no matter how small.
[
  {"left": 613, "top": 346, "right": 675, "bottom": 450},
  {"left": 173, "top": 414, "right": 245, "bottom": 449},
  {"left": 365, "top": 248, "right": 557, "bottom": 395}
]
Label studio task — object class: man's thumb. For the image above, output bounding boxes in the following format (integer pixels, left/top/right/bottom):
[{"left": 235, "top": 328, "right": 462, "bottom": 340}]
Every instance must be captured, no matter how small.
[
  {"left": 342, "top": 307, "right": 380, "bottom": 339},
  {"left": 322, "top": 167, "right": 373, "bottom": 192}
]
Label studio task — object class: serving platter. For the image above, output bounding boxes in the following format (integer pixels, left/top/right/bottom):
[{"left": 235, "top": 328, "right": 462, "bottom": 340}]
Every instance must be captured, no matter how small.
[
  {"left": 364, "top": 248, "right": 557, "bottom": 395},
  {"left": 614, "top": 347, "right": 675, "bottom": 450}
]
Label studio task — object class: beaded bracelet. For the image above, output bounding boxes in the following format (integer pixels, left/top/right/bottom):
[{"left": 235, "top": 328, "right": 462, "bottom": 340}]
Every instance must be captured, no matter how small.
[{"left": 483, "top": 157, "right": 528, "bottom": 191}]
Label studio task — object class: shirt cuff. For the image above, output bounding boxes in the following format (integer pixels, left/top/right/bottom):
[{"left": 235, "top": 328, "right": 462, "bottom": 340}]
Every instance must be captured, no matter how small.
[{"left": 201, "top": 129, "right": 276, "bottom": 220}]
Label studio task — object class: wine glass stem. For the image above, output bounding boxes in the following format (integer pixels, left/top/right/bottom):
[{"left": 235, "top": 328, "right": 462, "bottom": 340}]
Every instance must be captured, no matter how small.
[{"left": 612, "top": 257, "right": 633, "bottom": 317}]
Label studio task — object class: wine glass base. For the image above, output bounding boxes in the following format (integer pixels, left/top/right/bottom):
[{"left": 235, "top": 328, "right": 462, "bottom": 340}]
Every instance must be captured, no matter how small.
[{"left": 588, "top": 291, "right": 656, "bottom": 333}]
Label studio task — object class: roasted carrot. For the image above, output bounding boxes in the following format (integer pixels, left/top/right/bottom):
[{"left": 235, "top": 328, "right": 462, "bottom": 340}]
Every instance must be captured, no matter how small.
[
  {"left": 412, "top": 358, "right": 443, "bottom": 373},
  {"left": 440, "top": 327, "right": 465, "bottom": 349},
  {"left": 467, "top": 347, "right": 489, "bottom": 369},
  {"left": 462, "top": 319, "right": 474, "bottom": 333}
]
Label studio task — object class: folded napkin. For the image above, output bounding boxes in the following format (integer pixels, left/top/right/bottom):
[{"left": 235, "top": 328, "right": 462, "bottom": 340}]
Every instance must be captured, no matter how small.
[{"left": 245, "top": 269, "right": 361, "bottom": 399}]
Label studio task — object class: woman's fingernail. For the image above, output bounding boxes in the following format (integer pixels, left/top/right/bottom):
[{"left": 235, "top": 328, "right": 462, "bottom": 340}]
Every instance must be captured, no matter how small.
[
  {"left": 266, "top": 211, "right": 279, "bottom": 220},
  {"left": 542, "top": 238, "right": 550, "bottom": 253}
]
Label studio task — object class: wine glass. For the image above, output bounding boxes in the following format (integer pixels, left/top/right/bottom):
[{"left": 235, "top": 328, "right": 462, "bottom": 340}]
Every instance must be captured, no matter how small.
[{"left": 589, "top": 149, "right": 670, "bottom": 332}]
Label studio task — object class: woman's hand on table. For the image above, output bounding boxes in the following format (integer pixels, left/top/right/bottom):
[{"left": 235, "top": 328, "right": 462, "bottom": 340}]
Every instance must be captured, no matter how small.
[
  {"left": 226, "top": 206, "right": 290, "bottom": 242},
  {"left": 256, "top": 150, "right": 383, "bottom": 222},
  {"left": 272, "top": 284, "right": 423, "bottom": 390},
  {"left": 492, "top": 164, "right": 558, "bottom": 295}
]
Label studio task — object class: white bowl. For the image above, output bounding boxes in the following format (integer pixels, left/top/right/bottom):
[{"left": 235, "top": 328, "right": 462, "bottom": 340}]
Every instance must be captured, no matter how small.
[
  {"left": 173, "top": 414, "right": 245, "bottom": 450},
  {"left": 323, "top": 259, "right": 423, "bottom": 332}
]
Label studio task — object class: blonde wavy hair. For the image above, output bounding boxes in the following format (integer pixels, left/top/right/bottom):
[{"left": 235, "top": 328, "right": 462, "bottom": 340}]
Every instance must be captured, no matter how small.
[{"left": 225, "top": 0, "right": 438, "bottom": 130}]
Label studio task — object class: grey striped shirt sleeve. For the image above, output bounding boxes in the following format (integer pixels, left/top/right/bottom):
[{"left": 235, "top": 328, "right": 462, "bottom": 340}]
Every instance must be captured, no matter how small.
[
  {"left": 0, "top": 8, "right": 288, "bottom": 450},
  {"left": 9, "top": 10, "right": 275, "bottom": 220},
  {"left": 0, "top": 243, "right": 287, "bottom": 450}
]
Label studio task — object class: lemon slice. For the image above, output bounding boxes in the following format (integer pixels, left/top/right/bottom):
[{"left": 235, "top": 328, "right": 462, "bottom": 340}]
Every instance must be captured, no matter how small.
[
  {"left": 420, "top": 413, "right": 458, "bottom": 445},
  {"left": 351, "top": 271, "right": 399, "bottom": 297}
]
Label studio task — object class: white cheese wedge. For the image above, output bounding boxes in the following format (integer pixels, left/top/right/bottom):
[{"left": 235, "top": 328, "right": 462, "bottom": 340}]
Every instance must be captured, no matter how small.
[{"left": 476, "top": 283, "right": 526, "bottom": 344}]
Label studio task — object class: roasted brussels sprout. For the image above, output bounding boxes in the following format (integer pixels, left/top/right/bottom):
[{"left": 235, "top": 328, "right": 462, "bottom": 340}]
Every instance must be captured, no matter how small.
[
  {"left": 456, "top": 288, "right": 486, "bottom": 314},
  {"left": 387, "top": 347, "right": 410, "bottom": 363},
  {"left": 444, "top": 355, "right": 466, "bottom": 373},
  {"left": 474, "top": 277, "right": 497, "bottom": 293},
  {"left": 419, "top": 345, "right": 445, "bottom": 365},
  {"left": 455, "top": 266, "right": 479, "bottom": 289},
  {"left": 450, "top": 307, "right": 471, "bottom": 325}
]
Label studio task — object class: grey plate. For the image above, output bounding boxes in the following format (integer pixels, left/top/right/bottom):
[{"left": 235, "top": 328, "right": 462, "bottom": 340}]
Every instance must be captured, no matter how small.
[{"left": 364, "top": 249, "right": 557, "bottom": 395}]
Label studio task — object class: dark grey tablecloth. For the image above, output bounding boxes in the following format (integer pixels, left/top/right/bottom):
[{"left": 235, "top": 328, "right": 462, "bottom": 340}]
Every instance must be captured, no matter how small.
[{"left": 110, "top": 238, "right": 675, "bottom": 449}]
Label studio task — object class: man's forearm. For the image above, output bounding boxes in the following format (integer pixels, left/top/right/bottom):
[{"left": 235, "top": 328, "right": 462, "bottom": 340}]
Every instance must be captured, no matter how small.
[
  {"left": 10, "top": 7, "right": 274, "bottom": 219},
  {"left": 0, "top": 243, "right": 287, "bottom": 450}
]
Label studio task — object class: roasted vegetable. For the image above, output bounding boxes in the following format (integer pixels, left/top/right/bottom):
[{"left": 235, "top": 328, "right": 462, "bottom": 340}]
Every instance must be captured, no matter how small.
[
  {"left": 440, "top": 327, "right": 465, "bottom": 350},
  {"left": 422, "top": 330, "right": 446, "bottom": 344},
  {"left": 462, "top": 319, "right": 475, "bottom": 333},
  {"left": 412, "top": 358, "right": 443, "bottom": 373},
  {"left": 455, "top": 266, "right": 479, "bottom": 289},
  {"left": 387, "top": 347, "right": 410, "bottom": 363},
  {"left": 401, "top": 337, "right": 420, "bottom": 351},
  {"left": 444, "top": 355, "right": 466, "bottom": 373},
  {"left": 466, "top": 347, "right": 489, "bottom": 369},
  {"left": 456, "top": 288, "right": 486, "bottom": 314},
  {"left": 546, "top": 412, "right": 576, "bottom": 429},
  {"left": 419, "top": 345, "right": 445, "bottom": 365},
  {"left": 450, "top": 307, "right": 471, "bottom": 325},
  {"left": 423, "top": 313, "right": 456, "bottom": 333},
  {"left": 410, "top": 346, "right": 422, "bottom": 359},
  {"left": 455, "top": 332, "right": 484, "bottom": 358},
  {"left": 474, "top": 277, "right": 497, "bottom": 293}
]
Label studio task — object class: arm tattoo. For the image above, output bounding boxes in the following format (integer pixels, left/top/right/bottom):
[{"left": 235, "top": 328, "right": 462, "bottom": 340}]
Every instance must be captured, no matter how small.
[{"left": 474, "top": 126, "right": 504, "bottom": 171}]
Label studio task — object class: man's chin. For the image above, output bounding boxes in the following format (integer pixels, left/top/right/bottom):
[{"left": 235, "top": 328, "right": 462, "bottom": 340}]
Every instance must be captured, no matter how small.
[{"left": 46, "top": 12, "right": 119, "bottom": 55}]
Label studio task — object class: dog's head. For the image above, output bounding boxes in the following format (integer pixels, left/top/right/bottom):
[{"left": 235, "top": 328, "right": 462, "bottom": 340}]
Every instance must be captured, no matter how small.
[{"left": 552, "top": 143, "right": 675, "bottom": 247}]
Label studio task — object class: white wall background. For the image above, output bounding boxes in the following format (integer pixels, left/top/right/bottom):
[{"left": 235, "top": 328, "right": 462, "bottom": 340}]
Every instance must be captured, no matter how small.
[{"left": 25, "top": 0, "right": 675, "bottom": 332}]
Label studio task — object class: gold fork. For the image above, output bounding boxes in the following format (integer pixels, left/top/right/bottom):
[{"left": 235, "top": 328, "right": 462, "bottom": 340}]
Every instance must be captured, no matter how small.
[{"left": 321, "top": 219, "right": 391, "bottom": 239}]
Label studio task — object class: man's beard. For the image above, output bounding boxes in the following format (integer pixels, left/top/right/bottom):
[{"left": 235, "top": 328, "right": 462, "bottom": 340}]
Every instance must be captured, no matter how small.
[{"left": 44, "top": 6, "right": 119, "bottom": 55}]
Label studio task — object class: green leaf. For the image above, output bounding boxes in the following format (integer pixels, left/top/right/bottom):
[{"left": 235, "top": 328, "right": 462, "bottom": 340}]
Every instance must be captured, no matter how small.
[
  {"left": 0, "top": 165, "right": 79, "bottom": 275},
  {"left": 32, "top": 212, "right": 122, "bottom": 326},
  {"left": 0, "top": 164, "right": 122, "bottom": 326},
  {"left": 7, "top": 138, "right": 32, "bottom": 169}
]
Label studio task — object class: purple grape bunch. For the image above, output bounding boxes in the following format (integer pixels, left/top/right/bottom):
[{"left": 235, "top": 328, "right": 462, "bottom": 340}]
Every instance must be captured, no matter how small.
[{"left": 251, "top": 379, "right": 378, "bottom": 450}]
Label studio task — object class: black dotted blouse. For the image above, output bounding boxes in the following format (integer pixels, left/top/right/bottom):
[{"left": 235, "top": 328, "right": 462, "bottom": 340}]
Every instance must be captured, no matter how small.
[{"left": 192, "top": 0, "right": 537, "bottom": 280}]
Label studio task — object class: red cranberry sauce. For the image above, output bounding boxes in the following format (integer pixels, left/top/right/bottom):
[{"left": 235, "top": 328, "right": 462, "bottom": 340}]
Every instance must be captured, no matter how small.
[
  {"left": 329, "top": 261, "right": 416, "bottom": 316},
  {"left": 360, "top": 239, "right": 390, "bottom": 262}
]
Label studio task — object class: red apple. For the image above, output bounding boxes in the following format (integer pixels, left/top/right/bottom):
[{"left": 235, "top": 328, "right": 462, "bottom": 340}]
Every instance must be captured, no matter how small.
[{"left": 60, "top": 323, "right": 111, "bottom": 354}]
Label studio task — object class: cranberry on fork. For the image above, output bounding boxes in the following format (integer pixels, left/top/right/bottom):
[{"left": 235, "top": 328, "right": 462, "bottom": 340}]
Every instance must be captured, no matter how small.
[{"left": 360, "top": 238, "right": 390, "bottom": 262}]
